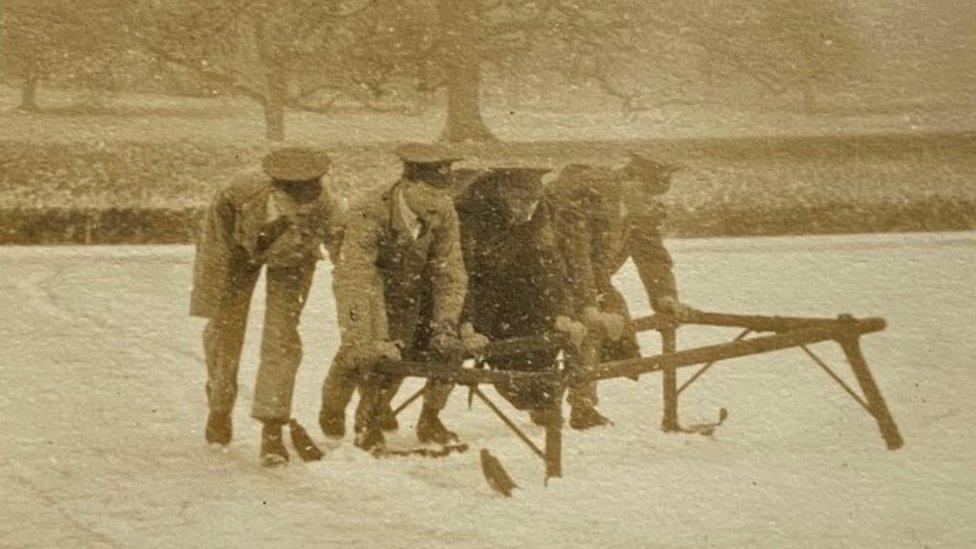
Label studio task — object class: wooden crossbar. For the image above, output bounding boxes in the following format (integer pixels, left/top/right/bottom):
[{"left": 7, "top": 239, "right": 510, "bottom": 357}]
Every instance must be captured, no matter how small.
[{"left": 364, "top": 311, "right": 902, "bottom": 481}]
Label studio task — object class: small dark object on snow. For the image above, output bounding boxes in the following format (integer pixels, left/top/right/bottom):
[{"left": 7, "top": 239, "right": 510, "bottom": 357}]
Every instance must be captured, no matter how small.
[
  {"left": 289, "top": 419, "right": 324, "bottom": 462},
  {"left": 681, "top": 408, "right": 728, "bottom": 437},
  {"left": 480, "top": 449, "right": 517, "bottom": 497}
]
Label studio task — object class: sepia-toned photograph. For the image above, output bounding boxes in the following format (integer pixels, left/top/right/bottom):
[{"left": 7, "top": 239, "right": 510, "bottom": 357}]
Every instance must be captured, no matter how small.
[{"left": 1, "top": 1, "right": 974, "bottom": 547}]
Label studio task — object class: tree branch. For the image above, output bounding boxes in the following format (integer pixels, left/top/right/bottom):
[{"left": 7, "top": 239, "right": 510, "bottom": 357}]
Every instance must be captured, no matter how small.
[{"left": 139, "top": 41, "right": 267, "bottom": 103}]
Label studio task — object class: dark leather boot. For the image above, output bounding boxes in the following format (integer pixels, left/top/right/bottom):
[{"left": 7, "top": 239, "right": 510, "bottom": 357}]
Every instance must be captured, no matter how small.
[
  {"left": 377, "top": 403, "right": 399, "bottom": 432},
  {"left": 260, "top": 421, "right": 289, "bottom": 466},
  {"left": 319, "top": 409, "right": 345, "bottom": 439},
  {"left": 205, "top": 410, "right": 232, "bottom": 446},
  {"left": 353, "top": 427, "right": 385, "bottom": 452},
  {"left": 569, "top": 405, "right": 611, "bottom": 430},
  {"left": 417, "top": 408, "right": 458, "bottom": 445}
]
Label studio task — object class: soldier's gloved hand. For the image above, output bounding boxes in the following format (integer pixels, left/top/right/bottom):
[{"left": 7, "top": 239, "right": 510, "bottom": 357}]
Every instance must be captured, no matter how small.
[
  {"left": 582, "top": 306, "right": 625, "bottom": 342},
  {"left": 553, "top": 315, "right": 588, "bottom": 348},
  {"left": 429, "top": 332, "right": 465, "bottom": 356},
  {"left": 459, "top": 322, "right": 489, "bottom": 354},
  {"left": 656, "top": 296, "right": 696, "bottom": 322}
]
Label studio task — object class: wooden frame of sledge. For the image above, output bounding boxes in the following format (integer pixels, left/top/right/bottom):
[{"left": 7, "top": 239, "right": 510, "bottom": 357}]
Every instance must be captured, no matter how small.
[{"left": 375, "top": 310, "right": 903, "bottom": 482}]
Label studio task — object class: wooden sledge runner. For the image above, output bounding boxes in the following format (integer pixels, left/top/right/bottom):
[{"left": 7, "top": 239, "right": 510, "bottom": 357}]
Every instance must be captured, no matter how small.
[{"left": 372, "top": 310, "right": 903, "bottom": 483}]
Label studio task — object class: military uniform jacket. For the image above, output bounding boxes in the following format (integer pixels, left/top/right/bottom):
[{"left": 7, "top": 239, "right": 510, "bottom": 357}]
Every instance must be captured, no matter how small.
[
  {"left": 546, "top": 164, "right": 677, "bottom": 312},
  {"left": 332, "top": 179, "right": 467, "bottom": 350},
  {"left": 190, "top": 171, "right": 342, "bottom": 318},
  {"left": 455, "top": 179, "right": 575, "bottom": 340}
]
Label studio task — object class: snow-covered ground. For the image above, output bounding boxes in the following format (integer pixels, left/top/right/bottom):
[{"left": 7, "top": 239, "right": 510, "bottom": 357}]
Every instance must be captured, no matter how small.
[{"left": 1, "top": 232, "right": 974, "bottom": 548}]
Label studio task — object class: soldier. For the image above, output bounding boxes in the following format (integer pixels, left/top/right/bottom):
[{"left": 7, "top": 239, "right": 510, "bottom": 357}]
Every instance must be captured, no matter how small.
[
  {"left": 455, "top": 166, "right": 588, "bottom": 420},
  {"left": 547, "top": 152, "right": 696, "bottom": 429},
  {"left": 319, "top": 143, "right": 487, "bottom": 450},
  {"left": 190, "top": 146, "right": 342, "bottom": 466}
]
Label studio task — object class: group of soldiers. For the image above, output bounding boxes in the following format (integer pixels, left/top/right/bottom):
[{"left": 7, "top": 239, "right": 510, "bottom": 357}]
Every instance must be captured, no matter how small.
[{"left": 190, "top": 142, "right": 694, "bottom": 465}]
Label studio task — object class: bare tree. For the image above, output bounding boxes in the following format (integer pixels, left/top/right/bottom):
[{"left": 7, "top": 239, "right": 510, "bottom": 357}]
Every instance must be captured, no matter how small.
[
  {"left": 128, "top": 0, "right": 399, "bottom": 141},
  {"left": 400, "top": 0, "right": 645, "bottom": 142},
  {"left": 671, "top": 0, "right": 864, "bottom": 112},
  {"left": 2, "top": 0, "right": 130, "bottom": 111},
  {"left": 392, "top": 0, "right": 866, "bottom": 141}
]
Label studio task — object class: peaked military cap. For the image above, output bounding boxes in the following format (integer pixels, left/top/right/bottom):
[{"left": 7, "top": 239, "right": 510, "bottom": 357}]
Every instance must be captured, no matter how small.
[
  {"left": 395, "top": 142, "right": 463, "bottom": 165},
  {"left": 262, "top": 146, "right": 332, "bottom": 181},
  {"left": 490, "top": 166, "right": 552, "bottom": 192}
]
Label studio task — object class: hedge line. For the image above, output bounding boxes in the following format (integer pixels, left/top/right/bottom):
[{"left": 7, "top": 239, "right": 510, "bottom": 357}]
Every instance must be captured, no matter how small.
[
  {"left": 2, "top": 132, "right": 974, "bottom": 243},
  {"left": 3, "top": 198, "right": 972, "bottom": 245}
]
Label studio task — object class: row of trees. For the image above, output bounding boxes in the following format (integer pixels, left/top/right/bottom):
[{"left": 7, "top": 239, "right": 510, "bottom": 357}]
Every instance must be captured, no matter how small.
[{"left": 1, "top": 0, "right": 865, "bottom": 142}]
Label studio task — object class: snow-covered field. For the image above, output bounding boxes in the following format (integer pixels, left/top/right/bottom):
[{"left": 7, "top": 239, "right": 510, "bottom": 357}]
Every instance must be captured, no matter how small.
[{"left": 1, "top": 232, "right": 974, "bottom": 548}]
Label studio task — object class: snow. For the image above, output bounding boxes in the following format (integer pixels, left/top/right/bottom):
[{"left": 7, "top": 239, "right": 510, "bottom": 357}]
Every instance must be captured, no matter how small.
[{"left": 1, "top": 232, "right": 975, "bottom": 547}]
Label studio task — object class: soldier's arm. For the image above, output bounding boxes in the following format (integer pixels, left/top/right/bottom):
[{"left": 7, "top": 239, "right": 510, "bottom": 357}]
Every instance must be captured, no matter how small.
[
  {"left": 630, "top": 215, "right": 678, "bottom": 311},
  {"left": 189, "top": 186, "right": 239, "bottom": 318},
  {"left": 456, "top": 212, "right": 479, "bottom": 326},
  {"left": 429, "top": 202, "right": 468, "bottom": 337},
  {"left": 552, "top": 203, "right": 601, "bottom": 313},
  {"left": 321, "top": 183, "right": 349, "bottom": 262},
  {"left": 209, "top": 187, "right": 240, "bottom": 256},
  {"left": 535, "top": 219, "right": 577, "bottom": 321},
  {"left": 332, "top": 207, "right": 390, "bottom": 345}
]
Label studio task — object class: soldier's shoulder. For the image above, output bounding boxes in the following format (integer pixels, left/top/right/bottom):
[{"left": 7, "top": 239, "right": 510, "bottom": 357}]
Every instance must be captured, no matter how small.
[{"left": 216, "top": 169, "right": 269, "bottom": 203}]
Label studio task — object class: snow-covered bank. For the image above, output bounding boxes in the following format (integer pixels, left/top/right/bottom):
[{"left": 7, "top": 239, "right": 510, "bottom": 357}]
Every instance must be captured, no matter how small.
[{"left": 1, "top": 233, "right": 974, "bottom": 547}]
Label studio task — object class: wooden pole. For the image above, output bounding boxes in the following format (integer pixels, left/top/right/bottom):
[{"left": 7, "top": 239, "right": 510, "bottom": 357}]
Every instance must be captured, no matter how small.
[
  {"left": 544, "top": 392, "right": 563, "bottom": 481},
  {"left": 839, "top": 336, "right": 904, "bottom": 450},
  {"left": 632, "top": 312, "right": 886, "bottom": 334},
  {"left": 661, "top": 327, "right": 679, "bottom": 432}
]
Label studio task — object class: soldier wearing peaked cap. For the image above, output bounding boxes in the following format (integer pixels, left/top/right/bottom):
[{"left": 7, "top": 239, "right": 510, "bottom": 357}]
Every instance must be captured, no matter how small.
[
  {"left": 394, "top": 142, "right": 464, "bottom": 166},
  {"left": 546, "top": 151, "right": 696, "bottom": 430},
  {"left": 190, "top": 146, "right": 343, "bottom": 466},
  {"left": 320, "top": 143, "right": 488, "bottom": 451},
  {"left": 454, "top": 166, "right": 587, "bottom": 420}
]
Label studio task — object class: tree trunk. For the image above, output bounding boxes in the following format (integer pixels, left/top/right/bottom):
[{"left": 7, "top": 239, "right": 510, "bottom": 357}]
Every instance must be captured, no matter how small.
[
  {"left": 437, "top": 0, "right": 496, "bottom": 143},
  {"left": 264, "top": 64, "right": 287, "bottom": 142},
  {"left": 255, "top": 18, "right": 287, "bottom": 142},
  {"left": 19, "top": 64, "right": 39, "bottom": 111}
]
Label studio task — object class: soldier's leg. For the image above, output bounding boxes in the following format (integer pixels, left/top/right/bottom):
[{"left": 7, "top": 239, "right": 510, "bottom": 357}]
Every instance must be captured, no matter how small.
[
  {"left": 568, "top": 333, "right": 615, "bottom": 430},
  {"left": 569, "top": 283, "right": 640, "bottom": 410},
  {"left": 202, "top": 265, "right": 260, "bottom": 443},
  {"left": 417, "top": 381, "right": 457, "bottom": 444},
  {"left": 375, "top": 377, "right": 405, "bottom": 430},
  {"left": 320, "top": 346, "right": 361, "bottom": 437},
  {"left": 352, "top": 371, "right": 403, "bottom": 450},
  {"left": 566, "top": 341, "right": 600, "bottom": 411},
  {"left": 422, "top": 381, "right": 453, "bottom": 412},
  {"left": 599, "top": 283, "right": 642, "bottom": 363},
  {"left": 354, "top": 375, "right": 403, "bottom": 429},
  {"left": 251, "top": 263, "right": 316, "bottom": 423},
  {"left": 203, "top": 266, "right": 260, "bottom": 413}
]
